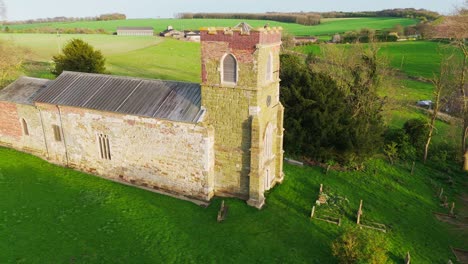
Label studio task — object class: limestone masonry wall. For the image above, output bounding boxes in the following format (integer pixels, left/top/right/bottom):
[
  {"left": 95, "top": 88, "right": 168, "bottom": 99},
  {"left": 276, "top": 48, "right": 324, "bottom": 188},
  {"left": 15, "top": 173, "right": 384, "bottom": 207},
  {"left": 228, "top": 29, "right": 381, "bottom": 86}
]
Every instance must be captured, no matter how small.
[
  {"left": 0, "top": 102, "right": 47, "bottom": 156},
  {"left": 200, "top": 28, "right": 284, "bottom": 206},
  {"left": 45, "top": 104, "right": 215, "bottom": 201}
]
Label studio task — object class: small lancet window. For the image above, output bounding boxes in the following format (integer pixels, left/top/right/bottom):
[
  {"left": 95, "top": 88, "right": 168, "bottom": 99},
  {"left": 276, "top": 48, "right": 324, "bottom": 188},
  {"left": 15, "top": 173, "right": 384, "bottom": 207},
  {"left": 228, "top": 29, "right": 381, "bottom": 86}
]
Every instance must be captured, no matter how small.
[
  {"left": 52, "top": 125, "right": 62, "bottom": 142},
  {"left": 266, "top": 52, "right": 273, "bottom": 81},
  {"left": 21, "top": 118, "right": 29, "bottom": 136},
  {"left": 223, "top": 54, "right": 237, "bottom": 84},
  {"left": 98, "top": 134, "right": 111, "bottom": 160}
]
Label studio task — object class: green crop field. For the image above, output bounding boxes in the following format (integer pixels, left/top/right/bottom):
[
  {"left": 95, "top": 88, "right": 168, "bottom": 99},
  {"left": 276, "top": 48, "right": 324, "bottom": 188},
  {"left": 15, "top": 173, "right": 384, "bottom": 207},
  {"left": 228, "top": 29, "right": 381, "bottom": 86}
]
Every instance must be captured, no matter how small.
[
  {"left": 0, "top": 34, "right": 201, "bottom": 82},
  {"left": 4, "top": 17, "right": 418, "bottom": 36},
  {"left": 0, "top": 147, "right": 465, "bottom": 263}
]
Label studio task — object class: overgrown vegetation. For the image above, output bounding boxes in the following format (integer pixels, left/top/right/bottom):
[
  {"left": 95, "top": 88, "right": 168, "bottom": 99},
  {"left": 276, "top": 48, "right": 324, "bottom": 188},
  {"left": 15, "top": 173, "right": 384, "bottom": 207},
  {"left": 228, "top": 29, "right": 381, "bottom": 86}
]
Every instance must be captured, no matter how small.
[
  {"left": 331, "top": 228, "right": 389, "bottom": 264},
  {"left": 0, "top": 39, "right": 28, "bottom": 87}
]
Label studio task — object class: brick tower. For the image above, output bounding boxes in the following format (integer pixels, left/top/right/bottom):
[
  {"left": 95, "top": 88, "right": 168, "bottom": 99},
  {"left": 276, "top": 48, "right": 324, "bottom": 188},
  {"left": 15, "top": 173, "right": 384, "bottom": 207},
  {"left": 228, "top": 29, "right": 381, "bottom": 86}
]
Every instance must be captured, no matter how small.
[{"left": 200, "top": 23, "right": 284, "bottom": 208}]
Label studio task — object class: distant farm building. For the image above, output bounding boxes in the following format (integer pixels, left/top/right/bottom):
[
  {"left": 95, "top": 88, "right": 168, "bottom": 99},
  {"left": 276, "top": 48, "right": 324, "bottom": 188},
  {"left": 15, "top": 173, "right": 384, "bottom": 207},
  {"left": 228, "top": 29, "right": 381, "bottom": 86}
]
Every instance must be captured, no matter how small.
[
  {"left": 184, "top": 30, "right": 201, "bottom": 42},
  {"left": 293, "top": 36, "right": 318, "bottom": 45},
  {"left": 116, "top": 27, "right": 154, "bottom": 36},
  {"left": 159, "top": 26, "right": 183, "bottom": 38}
]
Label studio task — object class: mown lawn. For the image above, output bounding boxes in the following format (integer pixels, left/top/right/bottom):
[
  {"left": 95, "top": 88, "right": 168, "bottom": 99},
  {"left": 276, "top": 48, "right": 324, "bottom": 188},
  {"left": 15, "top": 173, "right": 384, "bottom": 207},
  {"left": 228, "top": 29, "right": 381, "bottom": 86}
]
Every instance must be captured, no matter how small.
[
  {"left": 4, "top": 17, "right": 418, "bottom": 37},
  {"left": 0, "top": 147, "right": 465, "bottom": 263}
]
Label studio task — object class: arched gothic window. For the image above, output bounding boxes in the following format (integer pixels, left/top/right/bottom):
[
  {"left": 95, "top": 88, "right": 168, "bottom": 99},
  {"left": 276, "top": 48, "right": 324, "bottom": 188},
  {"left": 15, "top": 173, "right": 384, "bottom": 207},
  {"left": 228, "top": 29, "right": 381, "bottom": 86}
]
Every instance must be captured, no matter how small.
[
  {"left": 21, "top": 118, "right": 29, "bottom": 136},
  {"left": 222, "top": 54, "right": 237, "bottom": 84}
]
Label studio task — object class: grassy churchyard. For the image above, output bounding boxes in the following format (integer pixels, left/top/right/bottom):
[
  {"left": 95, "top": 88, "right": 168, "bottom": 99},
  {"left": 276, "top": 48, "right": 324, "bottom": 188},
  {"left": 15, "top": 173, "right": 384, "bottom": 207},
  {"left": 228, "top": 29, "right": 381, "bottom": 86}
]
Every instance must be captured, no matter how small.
[{"left": 0, "top": 147, "right": 466, "bottom": 263}]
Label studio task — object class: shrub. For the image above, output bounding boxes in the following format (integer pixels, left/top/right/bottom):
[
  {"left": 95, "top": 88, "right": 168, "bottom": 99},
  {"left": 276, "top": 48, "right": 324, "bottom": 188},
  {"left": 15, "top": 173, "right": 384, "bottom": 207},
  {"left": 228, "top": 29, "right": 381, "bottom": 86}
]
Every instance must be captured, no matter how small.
[
  {"left": 51, "top": 38, "right": 106, "bottom": 76},
  {"left": 403, "top": 118, "right": 428, "bottom": 150},
  {"left": 331, "top": 228, "right": 388, "bottom": 264},
  {"left": 384, "top": 128, "right": 417, "bottom": 161}
]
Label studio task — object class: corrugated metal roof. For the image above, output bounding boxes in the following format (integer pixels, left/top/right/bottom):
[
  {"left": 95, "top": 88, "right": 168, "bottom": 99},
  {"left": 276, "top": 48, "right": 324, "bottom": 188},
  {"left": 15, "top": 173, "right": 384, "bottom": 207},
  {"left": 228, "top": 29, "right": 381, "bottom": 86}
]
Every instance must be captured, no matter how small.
[
  {"left": 116, "top": 27, "right": 154, "bottom": 31},
  {"left": 33, "top": 71, "right": 203, "bottom": 123},
  {"left": 0, "top": 77, "right": 50, "bottom": 105}
]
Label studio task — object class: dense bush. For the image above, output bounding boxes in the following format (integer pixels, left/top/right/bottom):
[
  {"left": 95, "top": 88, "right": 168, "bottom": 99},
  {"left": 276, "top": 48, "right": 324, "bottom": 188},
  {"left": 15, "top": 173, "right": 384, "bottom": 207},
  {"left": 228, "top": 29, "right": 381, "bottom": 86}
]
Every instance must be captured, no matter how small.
[
  {"left": 51, "top": 39, "right": 106, "bottom": 76},
  {"left": 403, "top": 118, "right": 428, "bottom": 150},
  {"left": 280, "top": 53, "right": 385, "bottom": 163},
  {"left": 384, "top": 128, "right": 417, "bottom": 161},
  {"left": 331, "top": 228, "right": 389, "bottom": 264}
]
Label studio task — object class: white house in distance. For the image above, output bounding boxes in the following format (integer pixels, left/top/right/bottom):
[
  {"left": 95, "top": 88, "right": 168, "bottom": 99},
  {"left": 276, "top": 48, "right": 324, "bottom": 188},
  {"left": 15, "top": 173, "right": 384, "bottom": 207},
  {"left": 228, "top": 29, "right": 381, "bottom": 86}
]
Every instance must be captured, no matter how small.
[{"left": 116, "top": 27, "right": 154, "bottom": 36}]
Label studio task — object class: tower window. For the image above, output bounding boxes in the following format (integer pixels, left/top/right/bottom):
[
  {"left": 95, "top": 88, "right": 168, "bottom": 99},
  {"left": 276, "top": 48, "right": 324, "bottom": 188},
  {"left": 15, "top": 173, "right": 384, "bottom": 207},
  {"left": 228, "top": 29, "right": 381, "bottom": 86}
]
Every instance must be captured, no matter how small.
[
  {"left": 222, "top": 54, "right": 237, "bottom": 84},
  {"left": 98, "top": 134, "right": 111, "bottom": 160},
  {"left": 52, "top": 125, "right": 62, "bottom": 142},
  {"left": 21, "top": 118, "right": 29, "bottom": 136},
  {"left": 266, "top": 52, "right": 273, "bottom": 81}
]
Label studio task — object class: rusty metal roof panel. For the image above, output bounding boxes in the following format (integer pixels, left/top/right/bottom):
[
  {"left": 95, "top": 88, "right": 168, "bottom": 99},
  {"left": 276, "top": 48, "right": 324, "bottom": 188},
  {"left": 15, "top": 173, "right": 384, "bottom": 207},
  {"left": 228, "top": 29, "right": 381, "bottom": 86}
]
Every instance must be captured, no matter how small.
[{"left": 33, "top": 71, "right": 202, "bottom": 123}]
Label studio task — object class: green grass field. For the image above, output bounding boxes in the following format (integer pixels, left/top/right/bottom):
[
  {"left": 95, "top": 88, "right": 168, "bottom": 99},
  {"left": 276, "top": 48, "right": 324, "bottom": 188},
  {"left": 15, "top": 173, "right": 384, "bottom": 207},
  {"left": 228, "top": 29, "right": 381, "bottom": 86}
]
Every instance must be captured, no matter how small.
[
  {"left": 5, "top": 17, "right": 418, "bottom": 36},
  {"left": 0, "top": 34, "right": 200, "bottom": 82},
  {"left": 0, "top": 147, "right": 465, "bottom": 263}
]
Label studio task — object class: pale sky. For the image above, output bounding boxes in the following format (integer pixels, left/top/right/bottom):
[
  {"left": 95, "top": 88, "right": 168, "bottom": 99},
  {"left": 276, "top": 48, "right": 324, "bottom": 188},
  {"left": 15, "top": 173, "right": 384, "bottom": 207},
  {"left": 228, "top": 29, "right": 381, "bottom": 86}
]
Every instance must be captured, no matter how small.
[{"left": 3, "top": 0, "right": 465, "bottom": 21}]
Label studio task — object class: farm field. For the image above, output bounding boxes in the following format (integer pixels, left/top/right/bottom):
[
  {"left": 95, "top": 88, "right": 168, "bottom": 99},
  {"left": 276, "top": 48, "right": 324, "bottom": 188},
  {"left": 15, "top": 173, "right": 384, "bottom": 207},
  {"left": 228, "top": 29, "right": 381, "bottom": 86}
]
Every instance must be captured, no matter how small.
[
  {"left": 4, "top": 17, "right": 418, "bottom": 36},
  {"left": 0, "top": 34, "right": 201, "bottom": 82},
  {"left": 0, "top": 147, "right": 466, "bottom": 263}
]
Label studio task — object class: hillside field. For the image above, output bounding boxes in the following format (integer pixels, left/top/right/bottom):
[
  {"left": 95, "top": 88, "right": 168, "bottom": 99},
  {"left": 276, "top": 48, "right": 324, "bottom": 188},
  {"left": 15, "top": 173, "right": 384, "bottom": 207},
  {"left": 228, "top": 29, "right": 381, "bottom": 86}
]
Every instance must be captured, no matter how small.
[
  {"left": 0, "top": 147, "right": 466, "bottom": 263},
  {"left": 4, "top": 17, "right": 418, "bottom": 36},
  {"left": 0, "top": 34, "right": 201, "bottom": 82}
]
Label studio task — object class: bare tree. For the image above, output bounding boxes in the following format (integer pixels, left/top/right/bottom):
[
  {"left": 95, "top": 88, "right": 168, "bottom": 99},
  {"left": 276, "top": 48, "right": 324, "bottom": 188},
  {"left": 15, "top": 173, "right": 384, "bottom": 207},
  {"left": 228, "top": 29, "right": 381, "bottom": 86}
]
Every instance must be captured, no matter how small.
[
  {"left": 433, "top": 4, "right": 468, "bottom": 166},
  {"left": 424, "top": 57, "right": 457, "bottom": 162},
  {"left": 0, "top": 40, "right": 28, "bottom": 87}
]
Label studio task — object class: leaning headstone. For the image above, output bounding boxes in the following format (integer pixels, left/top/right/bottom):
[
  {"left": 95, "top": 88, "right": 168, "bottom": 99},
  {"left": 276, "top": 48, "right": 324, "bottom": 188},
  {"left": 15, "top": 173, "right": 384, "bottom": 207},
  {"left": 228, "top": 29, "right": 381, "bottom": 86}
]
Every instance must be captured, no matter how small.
[
  {"left": 405, "top": 252, "right": 411, "bottom": 264},
  {"left": 217, "top": 200, "right": 228, "bottom": 222},
  {"left": 439, "top": 188, "right": 444, "bottom": 199},
  {"left": 319, "top": 184, "right": 323, "bottom": 194}
]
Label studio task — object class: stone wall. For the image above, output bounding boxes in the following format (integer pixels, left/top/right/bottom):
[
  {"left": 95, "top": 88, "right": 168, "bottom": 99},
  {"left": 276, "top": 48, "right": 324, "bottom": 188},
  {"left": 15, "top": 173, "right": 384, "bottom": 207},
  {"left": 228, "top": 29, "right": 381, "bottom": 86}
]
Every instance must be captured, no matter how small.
[
  {"left": 0, "top": 102, "right": 47, "bottom": 156},
  {"left": 35, "top": 103, "right": 215, "bottom": 201}
]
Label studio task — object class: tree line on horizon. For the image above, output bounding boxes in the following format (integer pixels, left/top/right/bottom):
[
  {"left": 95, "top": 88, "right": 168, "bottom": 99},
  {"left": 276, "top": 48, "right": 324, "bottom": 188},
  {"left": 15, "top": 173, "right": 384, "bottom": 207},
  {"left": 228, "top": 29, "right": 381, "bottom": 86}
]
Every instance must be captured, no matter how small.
[
  {"left": 177, "top": 8, "right": 440, "bottom": 26},
  {"left": 3, "top": 13, "right": 126, "bottom": 26}
]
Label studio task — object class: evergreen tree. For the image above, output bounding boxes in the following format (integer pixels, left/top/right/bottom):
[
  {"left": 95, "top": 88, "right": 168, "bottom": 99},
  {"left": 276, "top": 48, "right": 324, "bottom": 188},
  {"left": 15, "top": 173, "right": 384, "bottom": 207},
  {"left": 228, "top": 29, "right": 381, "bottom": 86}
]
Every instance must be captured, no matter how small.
[
  {"left": 52, "top": 38, "right": 106, "bottom": 76},
  {"left": 280, "top": 54, "right": 352, "bottom": 162}
]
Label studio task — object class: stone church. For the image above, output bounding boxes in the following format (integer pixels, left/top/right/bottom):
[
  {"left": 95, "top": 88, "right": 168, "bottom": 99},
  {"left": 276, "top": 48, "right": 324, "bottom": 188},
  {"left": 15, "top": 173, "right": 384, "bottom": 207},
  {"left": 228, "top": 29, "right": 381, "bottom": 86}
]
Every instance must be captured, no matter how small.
[{"left": 0, "top": 23, "right": 284, "bottom": 208}]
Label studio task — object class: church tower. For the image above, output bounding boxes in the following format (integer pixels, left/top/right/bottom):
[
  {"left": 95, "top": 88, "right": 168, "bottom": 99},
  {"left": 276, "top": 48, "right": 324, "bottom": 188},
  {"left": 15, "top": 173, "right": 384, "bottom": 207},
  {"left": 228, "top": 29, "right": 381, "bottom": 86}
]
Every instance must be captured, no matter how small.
[{"left": 200, "top": 23, "right": 284, "bottom": 208}]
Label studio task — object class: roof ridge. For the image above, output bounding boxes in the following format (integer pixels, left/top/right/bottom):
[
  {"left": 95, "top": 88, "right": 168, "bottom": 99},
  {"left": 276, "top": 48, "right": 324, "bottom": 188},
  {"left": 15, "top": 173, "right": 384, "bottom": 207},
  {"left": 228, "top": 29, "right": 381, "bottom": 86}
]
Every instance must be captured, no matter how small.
[{"left": 61, "top": 71, "right": 199, "bottom": 85}]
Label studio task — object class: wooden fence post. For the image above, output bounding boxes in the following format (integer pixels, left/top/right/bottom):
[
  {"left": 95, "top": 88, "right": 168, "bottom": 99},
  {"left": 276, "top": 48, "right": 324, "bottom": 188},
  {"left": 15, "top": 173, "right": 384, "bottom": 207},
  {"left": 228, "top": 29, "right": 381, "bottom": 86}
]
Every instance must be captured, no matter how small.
[{"left": 357, "top": 200, "right": 363, "bottom": 225}]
